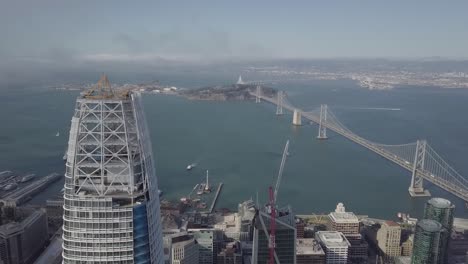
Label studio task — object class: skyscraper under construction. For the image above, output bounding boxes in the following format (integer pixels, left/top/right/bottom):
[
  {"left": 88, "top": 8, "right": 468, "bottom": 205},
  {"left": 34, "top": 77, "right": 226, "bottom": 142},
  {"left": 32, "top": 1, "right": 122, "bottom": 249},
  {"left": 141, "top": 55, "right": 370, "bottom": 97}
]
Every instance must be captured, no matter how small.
[{"left": 62, "top": 75, "right": 164, "bottom": 264}]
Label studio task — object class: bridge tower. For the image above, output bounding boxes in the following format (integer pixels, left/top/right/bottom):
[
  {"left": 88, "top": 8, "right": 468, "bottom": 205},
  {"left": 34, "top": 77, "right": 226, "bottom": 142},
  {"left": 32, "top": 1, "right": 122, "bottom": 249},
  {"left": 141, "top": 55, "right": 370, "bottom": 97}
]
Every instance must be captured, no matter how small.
[
  {"left": 256, "top": 85, "right": 261, "bottom": 103},
  {"left": 317, "top": 104, "right": 328, "bottom": 139},
  {"left": 292, "top": 109, "right": 302, "bottom": 126},
  {"left": 408, "top": 140, "right": 431, "bottom": 197},
  {"left": 276, "top": 91, "right": 284, "bottom": 115}
]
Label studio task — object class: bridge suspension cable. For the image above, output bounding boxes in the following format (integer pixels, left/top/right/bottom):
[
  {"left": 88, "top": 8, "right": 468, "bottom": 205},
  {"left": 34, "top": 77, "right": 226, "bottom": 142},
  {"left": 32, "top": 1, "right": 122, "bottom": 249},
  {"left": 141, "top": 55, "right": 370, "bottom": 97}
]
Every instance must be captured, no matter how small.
[{"left": 251, "top": 87, "right": 468, "bottom": 202}]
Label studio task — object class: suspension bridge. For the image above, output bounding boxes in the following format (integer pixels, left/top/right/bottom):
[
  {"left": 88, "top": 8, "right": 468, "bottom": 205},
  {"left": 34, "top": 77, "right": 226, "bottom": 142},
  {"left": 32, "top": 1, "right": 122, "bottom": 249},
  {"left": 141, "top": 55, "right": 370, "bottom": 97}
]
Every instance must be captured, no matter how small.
[{"left": 251, "top": 86, "right": 468, "bottom": 203}]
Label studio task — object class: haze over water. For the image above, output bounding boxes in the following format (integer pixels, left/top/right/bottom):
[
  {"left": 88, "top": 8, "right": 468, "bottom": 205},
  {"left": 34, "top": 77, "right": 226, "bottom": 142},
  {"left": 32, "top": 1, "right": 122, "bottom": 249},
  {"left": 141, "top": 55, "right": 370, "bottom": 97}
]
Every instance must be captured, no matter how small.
[{"left": 1, "top": 77, "right": 467, "bottom": 220}]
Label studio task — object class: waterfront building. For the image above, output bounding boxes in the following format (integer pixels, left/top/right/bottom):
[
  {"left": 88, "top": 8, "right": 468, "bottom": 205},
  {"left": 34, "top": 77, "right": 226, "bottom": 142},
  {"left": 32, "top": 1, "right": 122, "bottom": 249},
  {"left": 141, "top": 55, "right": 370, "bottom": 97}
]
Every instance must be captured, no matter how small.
[
  {"left": 424, "top": 197, "right": 455, "bottom": 263},
  {"left": 252, "top": 206, "right": 296, "bottom": 263},
  {"left": 328, "top": 203, "right": 367, "bottom": 263},
  {"left": 411, "top": 219, "right": 446, "bottom": 264},
  {"left": 315, "top": 231, "right": 350, "bottom": 264},
  {"left": 296, "top": 238, "right": 326, "bottom": 264},
  {"left": 328, "top": 203, "right": 359, "bottom": 235},
  {"left": 0, "top": 208, "right": 48, "bottom": 264},
  {"left": 61, "top": 75, "right": 164, "bottom": 263},
  {"left": 376, "top": 221, "right": 402, "bottom": 260}
]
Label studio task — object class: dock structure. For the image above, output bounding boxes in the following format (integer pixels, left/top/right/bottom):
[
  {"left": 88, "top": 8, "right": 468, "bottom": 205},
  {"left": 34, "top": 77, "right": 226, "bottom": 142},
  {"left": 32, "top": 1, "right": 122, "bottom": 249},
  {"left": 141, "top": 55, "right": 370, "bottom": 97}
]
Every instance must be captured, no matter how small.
[
  {"left": 1, "top": 173, "right": 62, "bottom": 205},
  {"left": 209, "top": 182, "right": 224, "bottom": 213}
]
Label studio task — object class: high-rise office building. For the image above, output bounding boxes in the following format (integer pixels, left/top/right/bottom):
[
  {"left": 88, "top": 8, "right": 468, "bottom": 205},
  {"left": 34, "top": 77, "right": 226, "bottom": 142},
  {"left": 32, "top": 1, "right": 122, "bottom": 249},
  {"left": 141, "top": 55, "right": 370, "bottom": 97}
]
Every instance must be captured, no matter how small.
[
  {"left": 328, "top": 203, "right": 367, "bottom": 263},
  {"left": 424, "top": 198, "right": 455, "bottom": 230},
  {"left": 411, "top": 219, "right": 446, "bottom": 264},
  {"left": 328, "top": 203, "right": 359, "bottom": 235},
  {"left": 191, "top": 229, "right": 224, "bottom": 264},
  {"left": 424, "top": 197, "right": 455, "bottom": 263},
  {"left": 252, "top": 206, "right": 296, "bottom": 264},
  {"left": 376, "top": 221, "right": 402, "bottom": 259},
  {"left": 315, "top": 231, "right": 350, "bottom": 264},
  {"left": 171, "top": 238, "right": 198, "bottom": 264},
  {"left": 62, "top": 76, "right": 164, "bottom": 264}
]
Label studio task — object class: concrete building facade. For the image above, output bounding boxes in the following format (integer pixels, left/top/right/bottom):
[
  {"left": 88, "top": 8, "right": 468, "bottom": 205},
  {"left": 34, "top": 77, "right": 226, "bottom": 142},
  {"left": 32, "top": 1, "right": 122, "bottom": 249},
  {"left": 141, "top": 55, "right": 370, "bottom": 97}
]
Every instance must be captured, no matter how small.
[
  {"left": 296, "top": 238, "right": 326, "bottom": 264},
  {"left": 315, "top": 231, "right": 350, "bottom": 264},
  {"left": 0, "top": 209, "right": 48, "bottom": 264},
  {"left": 376, "top": 221, "right": 402, "bottom": 259}
]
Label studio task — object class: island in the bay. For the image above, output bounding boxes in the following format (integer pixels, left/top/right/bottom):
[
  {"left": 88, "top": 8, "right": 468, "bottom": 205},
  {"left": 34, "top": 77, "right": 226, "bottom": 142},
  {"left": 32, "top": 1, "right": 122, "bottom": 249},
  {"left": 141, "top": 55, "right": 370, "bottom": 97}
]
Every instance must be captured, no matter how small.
[
  {"left": 180, "top": 84, "right": 277, "bottom": 101},
  {"left": 51, "top": 81, "right": 278, "bottom": 101}
]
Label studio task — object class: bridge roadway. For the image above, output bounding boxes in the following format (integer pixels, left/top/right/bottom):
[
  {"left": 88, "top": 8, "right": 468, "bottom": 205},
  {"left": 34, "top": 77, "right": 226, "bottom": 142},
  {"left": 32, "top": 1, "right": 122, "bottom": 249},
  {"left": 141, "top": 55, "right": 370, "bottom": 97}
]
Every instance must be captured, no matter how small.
[{"left": 254, "top": 93, "right": 468, "bottom": 202}]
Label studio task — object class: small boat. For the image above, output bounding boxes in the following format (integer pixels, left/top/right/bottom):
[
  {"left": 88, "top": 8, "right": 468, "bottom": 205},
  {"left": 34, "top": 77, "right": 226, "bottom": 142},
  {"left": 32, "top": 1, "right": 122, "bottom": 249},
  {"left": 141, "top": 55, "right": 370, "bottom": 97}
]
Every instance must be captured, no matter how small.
[
  {"left": 3, "top": 183, "right": 18, "bottom": 191},
  {"left": 20, "top": 174, "right": 36, "bottom": 183},
  {"left": 186, "top": 163, "right": 197, "bottom": 170},
  {"left": 55, "top": 131, "right": 60, "bottom": 137}
]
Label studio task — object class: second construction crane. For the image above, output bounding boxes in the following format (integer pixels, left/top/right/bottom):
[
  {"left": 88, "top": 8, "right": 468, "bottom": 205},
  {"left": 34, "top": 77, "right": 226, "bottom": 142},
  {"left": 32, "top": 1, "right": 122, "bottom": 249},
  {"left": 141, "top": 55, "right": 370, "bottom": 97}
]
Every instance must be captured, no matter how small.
[{"left": 256, "top": 140, "right": 290, "bottom": 264}]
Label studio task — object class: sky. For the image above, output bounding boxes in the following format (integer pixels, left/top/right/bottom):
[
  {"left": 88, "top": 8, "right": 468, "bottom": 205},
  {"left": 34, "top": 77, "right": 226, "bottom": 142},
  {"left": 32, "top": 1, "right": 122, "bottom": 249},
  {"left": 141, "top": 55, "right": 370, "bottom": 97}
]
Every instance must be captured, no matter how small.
[{"left": 2, "top": 1, "right": 468, "bottom": 62}]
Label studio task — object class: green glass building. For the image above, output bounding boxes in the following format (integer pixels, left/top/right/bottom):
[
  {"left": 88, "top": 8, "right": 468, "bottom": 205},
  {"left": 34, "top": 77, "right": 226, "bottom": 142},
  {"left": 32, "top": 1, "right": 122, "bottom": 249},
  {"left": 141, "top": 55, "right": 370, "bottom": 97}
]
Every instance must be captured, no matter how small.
[
  {"left": 252, "top": 206, "right": 296, "bottom": 264},
  {"left": 411, "top": 219, "right": 446, "bottom": 264},
  {"left": 424, "top": 197, "right": 455, "bottom": 263}
]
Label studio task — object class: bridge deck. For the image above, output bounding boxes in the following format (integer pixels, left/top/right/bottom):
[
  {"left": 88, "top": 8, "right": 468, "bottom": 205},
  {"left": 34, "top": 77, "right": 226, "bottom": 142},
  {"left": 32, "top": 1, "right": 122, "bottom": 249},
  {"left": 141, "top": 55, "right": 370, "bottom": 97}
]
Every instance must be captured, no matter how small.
[{"left": 254, "top": 93, "right": 468, "bottom": 202}]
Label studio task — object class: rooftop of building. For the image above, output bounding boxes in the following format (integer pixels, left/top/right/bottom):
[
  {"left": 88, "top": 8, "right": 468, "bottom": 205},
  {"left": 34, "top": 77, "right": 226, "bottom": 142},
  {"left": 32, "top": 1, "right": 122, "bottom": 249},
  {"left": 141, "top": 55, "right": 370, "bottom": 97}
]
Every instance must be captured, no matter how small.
[
  {"left": 453, "top": 217, "right": 468, "bottom": 231},
  {"left": 384, "top": 221, "right": 400, "bottom": 227},
  {"left": 395, "top": 256, "right": 412, "bottom": 264},
  {"left": 79, "top": 75, "right": 131, "bottom": 101},
  {"left": 296, "top": 238, "right": 325, "bottom": 255},
  {"left": 214, "top": 212, "right": 241, "bottom": 232},
  {"left": 427, "top": 197, "right": 454, "bottom": 209},
  {"left": 329, "top": 202, "right": 359, "bottom": 224},
  {"left": 316, "top": 231, "right": 350, "bottom": 247},
  {"left": 0, "top": 207, "right": 44, "bottom": 236},
  {"left": 418, "top": 219, "right": 443, "bottom": 232},
  {"left": 329, "top": 211, "right": 359, "bottom": 223}
]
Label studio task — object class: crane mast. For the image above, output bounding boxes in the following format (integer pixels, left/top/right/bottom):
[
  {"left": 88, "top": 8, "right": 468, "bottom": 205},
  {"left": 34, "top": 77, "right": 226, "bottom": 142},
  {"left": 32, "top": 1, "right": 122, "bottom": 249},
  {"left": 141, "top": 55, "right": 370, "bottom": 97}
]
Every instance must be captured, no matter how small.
[{"left": 268, "top": 140, "right": 290, "bottom": 264}]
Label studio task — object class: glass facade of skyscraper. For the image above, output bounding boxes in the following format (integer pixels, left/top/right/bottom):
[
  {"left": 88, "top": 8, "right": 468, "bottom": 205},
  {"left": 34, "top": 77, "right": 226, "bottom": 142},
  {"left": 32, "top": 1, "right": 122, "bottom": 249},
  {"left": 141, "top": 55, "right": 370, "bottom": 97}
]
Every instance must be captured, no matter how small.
[{"left": 411, "top": 219, "right": 446, "bottom": 264}]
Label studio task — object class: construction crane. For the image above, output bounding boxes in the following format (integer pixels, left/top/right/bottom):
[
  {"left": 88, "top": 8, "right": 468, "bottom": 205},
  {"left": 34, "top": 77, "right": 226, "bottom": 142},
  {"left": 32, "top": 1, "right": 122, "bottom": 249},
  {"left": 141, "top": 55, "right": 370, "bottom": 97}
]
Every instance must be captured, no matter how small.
[{"left": 268, "top": 140, "right": 290, "bottom": 264}]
